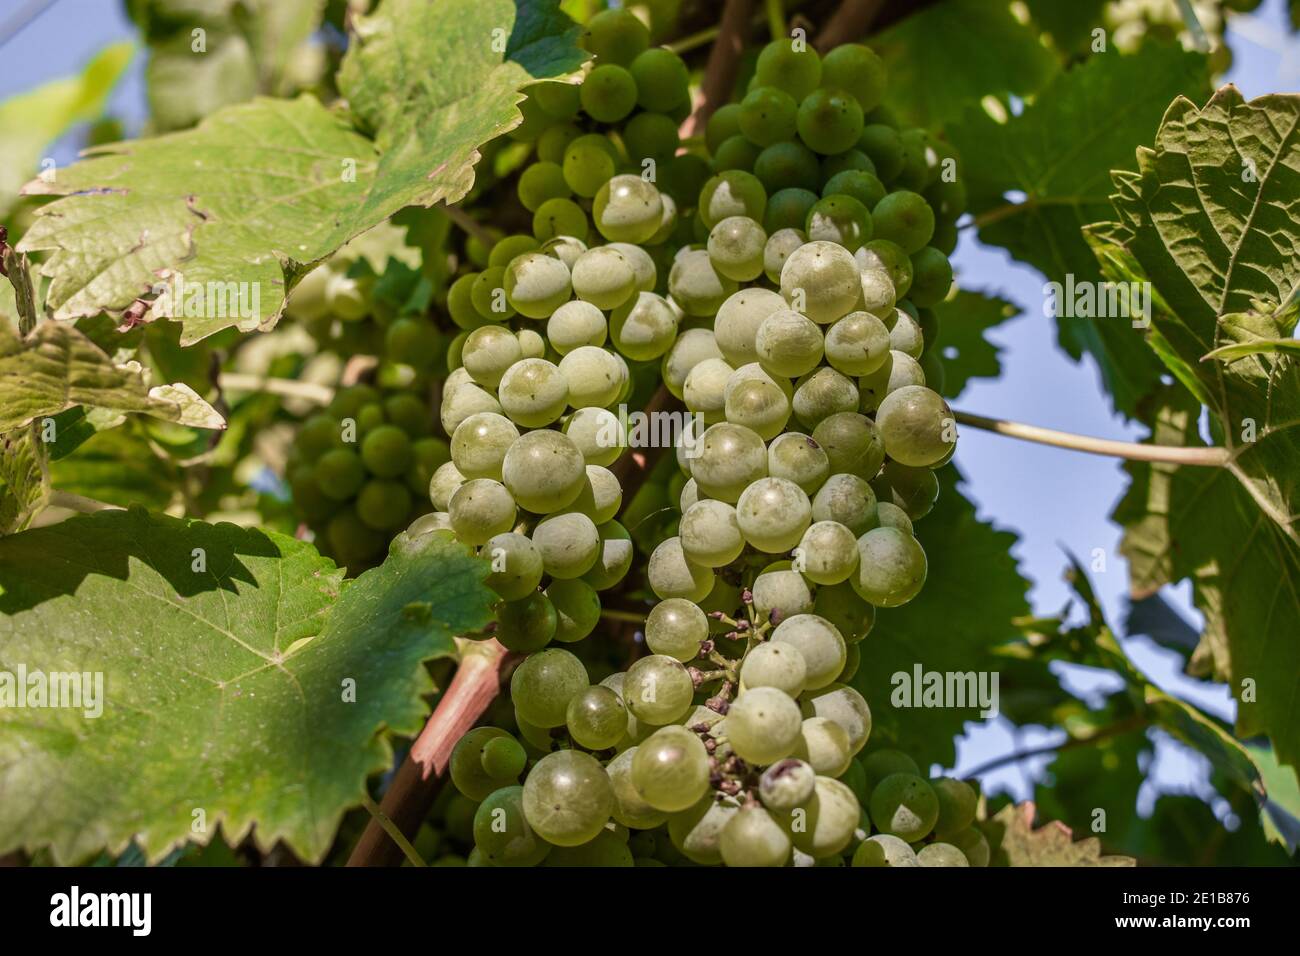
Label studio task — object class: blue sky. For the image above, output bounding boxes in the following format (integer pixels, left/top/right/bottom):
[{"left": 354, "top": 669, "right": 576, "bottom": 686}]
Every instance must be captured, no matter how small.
[{"left": 3, "top": 0, "right": 1297, "bottom": 809}]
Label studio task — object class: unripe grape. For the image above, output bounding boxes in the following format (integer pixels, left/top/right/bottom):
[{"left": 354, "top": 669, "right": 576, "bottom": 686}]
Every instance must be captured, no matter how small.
[
  {"left": 794, "top": 716, "right": 853, "bottom": 776},
  {"left": 824, "top": 310, "right": 891, "bottom": 376},
  {"left": 662, "top": 328, "right": 724, "bottom": 400},
  {"left": 448, "top": 478, "right": 517, "bottom": 545},
  {"left": 572, "top": 246, "right": 637, "bottom": 310},
  {"left": 593, "top": 174, "right": 664, "bottom": 244},
  {"left": 669, "top": 249, "right": 737, "bottom": 317},
  {"left": 852, "top": 833, "right": 919, "bottom": 867},
  {"left": 610, "top": 291, "right": 679, "bottom": 361},
  {"left": 473, "top": 785, "right": 552, "bottom": 867},
  {"left": 679, "top": 499, "right": 745, "bottom": 567},
  {"left": 607, "top": 748, "right": 669, "bottom": 830},
  {"left": 558, "top": 345, "right": 625, "bottom": 409},
  {"left": 531, "top": 511, "right": 600, "bottom": 579},
  {"left": 795, "top": 520, "right": 859, "bottom": 585},
  {"left": 780, "top": 240, "right": 860, "bottom": 324},
  {"left": 751, "top": 562, "right": 815, "bottom": 621},
  {"left": 800, "top": 683, "right": 872, "bottom": 754},
  {"left": 755, "top": 38, "right": 822, "bottom": 100},
  {"left": 857, "top": 349, "right": 926, "bottom": 412},
  {"left": 698, "top": 170, "right": 767, "bottom": 229},
  {"left": 496, "top": 591, "right": 557, "bottom": 653},
  {"left": 690, "top": 422, "right": 767, "bottom": 502},
  {"left": 766, "top": 432, "right": 831, "bottom": 495},
  {"left": 547, "top": 300, "right": 607, "bottom": 354},
  {"left": 875, "top": 384, "right": 956, "bottom": 467},
  {"left": 669, "top": 796, "right": 740, "bottom": 865},
  {"left": 581, "top": 519, "right": 634, "bottom": 590},
  {"left": 501, "top": 429, "right": 586, "bottom": 514},
  {"left": 931, "top": 777, "right": 978, "bottom": 837},
  {"left": 450, "top": 727, "right": 514, "bottom": 800},
  {"left": 511, "top": 647, "right": 588, "bottom": 728},
  {"left": 566, "top": 685, "right": 629, "bottom": 750},
  {"left": 624, "top": 655, "right": 695, "bottom": 725},
  {"left": 736, "top": 476, "right": 812, "bottom": 553},
  {"left": 852, "top": 526, "right": 927, "bottom": 607},
  {"left": 869, "top": 772, "right": 938, "bottom": 842},
  {"left": 631, "top": 725, "right": 711, "bottom": 812},
  {"left": 770, "top": 614, "right": 846, "bottom": 690},
  {"left": 504, "top": 252, "right": 572, "bottom": 319},
  {"left": 451, "top": 412, "right": 518, "bottom": 481},
  {"left": 788, "top": 775, "right": 861, "bottom": 858},
  {"left": 482, "top": 531, "right": 543, "bottom": 600},
  {"left": 522, "top": 750, "right": 614, "bottom": 847},
  {"left": 727, "top": 686, "right": 803, "bottom": 765},
  {"left": 720, "top": 805, "right": 792, "bottom": 867},
  {"left": 740, "top": 641, "right": 807, "bottom": 696}
]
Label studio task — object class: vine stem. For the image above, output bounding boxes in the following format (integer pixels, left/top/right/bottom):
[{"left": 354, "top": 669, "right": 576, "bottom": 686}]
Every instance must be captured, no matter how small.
[
  {"left": 360, "top": 795, "right": 426, "bottom": 867},
  {"left": 46, "top": 491, "right": 123, "bottom": 513},
  {"left": 765, "top": 0, "right": 786, "bottom": 40},
  {"left": 441, "top": 202, "right": 494, "bottom": 247},
  {"left": 962, "top": 716, "right": 1148, "bottom": 779},
  {"left": 668, "top": 0, "right": 809, "bottom": 54},
  {"left": 347, "top": 639, "right": 513, "bottom": 866},
  {"left": 680, "top": 0, "right": 756, "bottom": 140},
  {"left": 217, "top": 373, "right": 334, "bottom": 405},
  {"left": 814, "top": 0, "right": 884, "bottom": 50},
  {"left": 953, "top": 410, "right": 1232, "bottom": 467},
  {"left": 600, "top": 608, "right": 647, "bottom": 624}
]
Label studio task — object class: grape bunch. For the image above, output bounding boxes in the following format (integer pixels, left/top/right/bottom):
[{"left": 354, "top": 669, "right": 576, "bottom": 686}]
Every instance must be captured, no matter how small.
[
  {"left": 395, "top": 17, "right": 980, "bottom": 866},
  {"left": 287, "top": 383, "right": 448, "bottom": 569}
]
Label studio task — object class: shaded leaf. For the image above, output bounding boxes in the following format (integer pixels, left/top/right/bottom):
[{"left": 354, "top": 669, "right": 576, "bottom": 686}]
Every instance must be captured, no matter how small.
[
  {"left": 983, "top": 801, "right": 1136, "bottom": 865},
  {"left": 934, "top": 289, "right": 1017, "bottom": 399},
  {"left": 0, "top": 425, "right": 49, "bottom": 535}
]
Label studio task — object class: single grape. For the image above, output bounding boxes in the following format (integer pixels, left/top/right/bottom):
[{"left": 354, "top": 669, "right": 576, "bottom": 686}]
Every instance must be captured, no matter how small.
[
  {"left": 810, "top": 472, "right": 877, "bottom": 535},
  {"left": 759, "top": 758, "right": 817, "bottom": 812},
  {"left": 823, "top": 168, "right": 886, "bottom": 210},
  {"left": 857, "top": 349, "right": 926, "bottom": 412},
  {"left": 714, "top": 288, "right": 788, "bottom": 366},
  {"left": 770, "top": 614, "right": 846, "bottom": 690},
  {"left": 593, "top": 174, "right": 665, "bottom": 244},
  {"left": 739, "top": 85, "right": 798, "bottom": 146},
  {"left": 449, "top": 478, "right": 517, "bottom": 546},
  {"left": 316, "top": 448, "right": 366, "bottom": 500},
  {"left": 725, "top": 374, "right": 791, "bottom": 440},
  {"left": 631, "top": 725, "right": 711, "bottom": 813},
  {"left": 563, "top": 134, "right": 618, "bottom": 198},
  {"left": 917, "top": 842, "right": 970, "bottom": 867},
  {"left": 482, "top": 531, "right": 543, "bottom": 600},
  {"left": 360, "top": 424, "right": 412, "bottom": 478},
  {"left": 533, "top": 197, "right": 590, "bottom": 242},
  {"left": 708, "top": 216, "right": 767, "bottom": 282},
  {"left": 558, "top": 345, "right": 626, "bottom": 409},
  {"left": 727, "top": 687, "right": 803, "bottom": 766},
  {"left": 812, "top": 411, "right": 885, "bottom": 479},
  {"left": 470, "top": 266, "right": 515, "bottom": 320},
  {"left": 755, "top": 142, "right": 821, "bottom": 195},
  {"left": 712, "top": 134, "right": 762, "bottom": 173},
  {"left": 610, "top": 291, "right": 679, "bottom": 361},
  {"left": 755, "top": 38, "right": 821, "bottom": 100},
  {"left": 501, "top": 429, "right": 586, "bottom": 514},
  {"left": 356, "top": 479, "right": 412, "bottom": 531},
  {"left": 792, "top": 366, "right": 859, "bottom": 429},
  {"left": 821, "top": 44, "right": 887, "bottom": 112},
  {"left": 800, "top": 682, "right": 872, "bottom": 754},
  {"left": 823, "top": 310, "right": 891, "bottom": 376},
  {"left": 566, "top": 685, "right": 629, "bottom": 751},
  {"left": 510, "top": 647, "right": 588, "bottom": 728},
  {"left": 428, "top": 461, "right": 466, "bottom": 510},
  {"left": 450, "top": 727, "right": 514, "bottom": 800},
  {"left": 542, "top": 577, "right": 599, "bottom": 643},
  {"left": 908, "top": 246, "right": 953, "bottom": 306},
  {"left": 852, "top": 833, "right": 919, "bottom": 867},
  {"left": 888, "top": 307, "right": 926, "bottom": 358},
  {"left": 516, "top": 161, "right": 570, "bottom": 213},
  {"left": 857, "top": 239, "right": 914, "bottom": 298},
  {"left": 462, "top": 325, "right": 522, "bottom": 390},
  {"left": 662, "top": 328, "right": 724, "bottom": 400},
  {"left": 682, "top": 356, "right": 736, "bottom": 424},
  {"left": 805, "top": 194, "right": 872, "bottom": 250},
  {"left": 581, "top": 63, "right": 638, "bottom": 123},
  {"left": 668, "top": 249, "right": 738, "bottom": 317},
  {"left": 779, "top": 240, "right": 860, "bottom": 324},
  {"left": 679, "top": 499, "right": 745, "bottom": 567},
  {"left": 736, "top": 476, "right": 812, "bottom": 553},
  {"left": 531, "top": 511, "right": 600, "bottom": 579},
  {"left": 766, "top": 432, "right": 831, "bottom": 495},
  {"left": 498, "top": 358, "right": 569, "bottom": 428},
  {"left": 861, "top": 748, "right": 922, "bottom": 792},
  {"left": 533, "top": 81, "right": 580, "bottom": 120},
  {"left": 563, "top": 465, "right": 623, "bottom": 525},
  {"left": 581, "top": 8, "right": 649, "bottom": 65},
  {"left": 720, "top": 805, "right": 792, "bottom": 868},
  {"left": 522, "top": 750, "right": 614, "bottom": 847},
  {"left": 740, "top": 641, "right": 807, "bottom": 697},
  {"left": 503, "top": 252, "right": 572, "bottom": 319},
  {"left": 451, "top": 411, "right": 518, "bottom": 481},
  {"left": 689, "top": 422, "right": 767, "bottom": 502},
  {"left": 871, "top": 190, "right": 935, "bottom": 254},
  {"left": 629, "top": 47, "right": 689, "bottom": 111},
  {"left": 875, "top": 384, "right": 955, "bottom": 467},
  {"left": 751, "top": 562, "right": 815, "bottom": 621},
  {"left": 624, "top": 655, "right": 695, "bottom": 724},
  {"left": 496, "top": 591, "right": 558, "bottom": 653},
  {"left": 869, "top": 772, "right": 938, "bottom": 842},
  {"left": 875, "top": 460, "right": 939, "bottom": 521},
  {"left": 571, "top": 245, "right": 637, "bottom": 310},
  {"left": 440, "top": 381, "right": 503, "bottom": 435},
  {"left": 607, "top": 748, "right": 670, "bottom": 830},
  {"left": 547, "top": 300, "right": 607, "bottom": 354},
  {"left": 795, "top": 520, "right": 859, "bottom": 585},
  {"left": 698, "top": 170, "right": 767, "bottom": 229},
  {"left": 647, "top": 536, "right": 715, "bottom": 602},
  {"left": 949, "top": 826, "right": 991, "bottom": 867},
  {"left": 852, "top": 526, "right": 927, "bottom": 607},
  {"left": 794, "top": 716, "right": 853, "bottom": 777},
  {"left": 789, "top": 776, "right": 861, "bottom": 858},
  {"left": 470, "top": 785, "right": 554, "bottom": 867},
  {"left": 797, "top": 87, "right": 864, "bottom": 155},
  {"left": 481, "top": 735, "right": 527, "bottom": 782},
  {"left": 645, "top": 598, "right": 708, "bottom": 662},
  {"left": 931, "top": 777, "right": 978, "bottom": 838}
]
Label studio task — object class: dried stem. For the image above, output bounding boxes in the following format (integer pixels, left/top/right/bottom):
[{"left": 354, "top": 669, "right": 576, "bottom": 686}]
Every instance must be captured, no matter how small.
[
  {"left": 681, "top": 0, "right": 756, "bottom": 140},
  {"left": 962, "top": 716, "right": 1148, "bottom": 779},
  {"left": 347, "top": 639, "right": 512, "bottom": 866},
  {"left": 46, "top": 491, "right": 123, "bottom": 514},
  {"left": 953, "top": 410, "right": 1232, "bottom": 467},
  {"left": 814, "top": 0, "right": 884, "bottom": 50},
  {"left": 441, "top": 202, "right": 494, "bottom": 247}
]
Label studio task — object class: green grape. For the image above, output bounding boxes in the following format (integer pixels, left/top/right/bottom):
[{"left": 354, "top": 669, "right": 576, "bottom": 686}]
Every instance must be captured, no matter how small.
[
  {"left": 759, "top": 758, "right": 817, "bottom": 811},
  {"left": 428, "top": 461, "right": 466, "bottom": 510},
  {"left": 509, "top": 95, "right": 551, "bottom": 142},
  {"left": 384, "top": 317, "right": 443, "bottom": 368},
  {"left": 714, "top": 289, "right": 787, "bottom": 366},
  {"left": 740, "top": 641, "right": 807, "bottom": 697},
  {"left": 795, "top": 716, "right": 853, "bottom": 776},
  {"left": 531, "top": 511, "right": 600, "bottom": 579},
  {"left": 647, "top": 536, "right": 715, "bottom": 602},
  {"left": 720, "top": 805, "right": 792, "bottom": 868},
  {"left": 566, "top": 685, "right": 628, "bottom": 750},
  {"left": 707, "top": 216, "right": 767, "bottom": 283},
  {"left": 606, "top": 241, "right": 657, "bottom": 292},
  {"left": 751, "top": 562, "right": 815, "bottom": 622},
  {"left": 662, "top": 327, "right": 724, "bottom": 400},
  {"left": 857, "top": 349, "right": 926, "bottom": 412},
  {"left": 449, "top": 478, "right": 517, "bottom": 545},
  {"left": 546, "top": 577, "right": 601, "bottom": 642},
  {"left": 447, "top": 273, "right": 487, "bottom": 330},
  {"left": 498, "top": 358, "right": 569, "bottom": 428},
  {"left": 610, "top": 291, "right": 679, "bottom": 361},
  {"left": 762, "top": 227, "right": 807, "bottom": 285},
  {"left": 852, "top": 527, "right": 926, "bottom": 607},
  {"left": 355, "top": 403, "right": 386, "bottom": 436},
  {"left": 383, "top": 394, "right": 430, "bottom": 438},
  {"left": 296, "top": 414, "right": 343, "bottom": 460},
  {"left": 795, "top": 520, "right": 859, "bottom": 585},
  {"left": 522, "top": 750, "right": 614, "bottom": 847},
  {"left": 441, "top": 381, "right": 503, "bottom": 435},
  {"left": 580, "top": 63, "right": 638, "bottom": 122},
  {"left": 537, "top": 121, "right": 581, "bottom": 164},
  {"left": 645, "top": 598, "right": 708, "bottom": 662},
  {"left": 547, "top": 300, "right": 607, "bottom": 354},
  {"left": 668, "top": 249, "right": 738, "bottom": 317},
  {"left": 869, "top": 772, "right": 938, "bottom": 841},
  {"left": 496, "top": 592, "right": 558, "bottom": 653},
  {"left": 533, "top": 81, "right": 581, "bottom": 120},
  {"left": 689, "top": 422, "right": 767, "bottom": 502},
  {"left": 407, "top": 511, "right": 452, "bottom": 536},
  {"left": 810, "top": 473, "right": 877, "bottom": 535},
  {"left": 516, "top": 328, "right": 546, "bottom": 360},
  {"left": 755, "top": 38, "right": 822, "bottom": 100},
  {"left": 711, "top": 134, "right": 762, "bottom": 173},
  {"left": 823, "top": 169, "right": 886, "bottom": 211},
  {"left": 875, "top": 385, "right": 954, "bottom": 467},
  {"left": 316, "top": 447, "right": 366, "bottom": 500},
  {"left": 800, "top": 682, "right": 871, "bottom": 754},
  {"left": 593, "top": 175, "right": 664, "bottom": 244},
  {"left": 359, "top": 424, "right": 412, "bottom": 478},
  {"left": 931, "top": 777, "right": 978, "bottom": 838},
  {"left": 462, "top": 325, "right": 522, "bottom": 389},
  {"left": 503, "top": 252, "right": 572, "bottom": 319},
  {"left": 482, "top": 531, "right": 543, "bottom": 600},
  {"left": 679, "top": 499, "right": 744, "bottom": 567},
  {"left": 824, "top": 310, "right": 891, "bottom": 376},
  {"left": 735, "top": 476, "right": 811, "bottom": 553},
  {"left": 908, "top": 246, "right": 953, "bottom": 307},
  {"left": 581, "top": 8, "right": 649, "bottom": 66},
  {"left": 725, "top": 373, "right": 791, "bottom": 440},
  {"left": 805, "top": 194, "right": 872, "bottom": 250},
  {"left": 473, "top": 785, "right": 550, "bottom": 867},
  {"left": 861, "top": 748, "right": 921, "bottom": 791},
  {"left": 705, "top": 102, "right": 744, "bottom": 153},
  {"left": 571, "top": 246, "right": 637, "bottom": 310},
  {"left": 607, "top": 748, "right": 669, "bottom": 830},
  {"left": 852, "top": 833, "right": 919, "bottom": 867},
  {"left": 564, "top": 407, "right": 623, "bottom": 467},
  {"left": 766, "top": 431, "right": 830, "bottom": 494},
  {"left": 779, "top": 240, "right": 860, "bottom": 324},
  {"left": 797, "top": 87, "right": 864, "bottom": 155},
  {"left": 629, "top": 47, "right": 689, "bottom": 111},
  {"left": 563, "top": 134, "right": 618, "bottom": 198},
  {"left": 647, "top": 192, "right": 679, "bottom": 244},
  {"left": 567, "top": 463, "right": 623, "bottom": 524},
  {"left": 812, "top": 412, "right": 885, "bottom": 479},
  {"left": 356, "top": 479, "right": 412, "bottom": 530},
  {"left": 558, "top": 345, "right": 625, "bottom": 409},
  {"left": 631, "top": 725, "right": 711, "bottom": 812},
  {"left": 755, "top": 144, "right": 820, "bottom": 195},
  {"left": 875, "top": 460, "right": 939, "bottom": 521},
  {"left": 517, "top": 161, "right": 570, "bottom": 213},
  {"left": 763, "top": 188, "right": 820, "bottom": 238},
  {"left": 812, "top": 579, "right": 875, "bottom": 643},
  {"left": 450, "top": 727, "right": 514, "bottom": 800},
  {"left": 699, "top": 170, "right": 767, "bottom": 229},
  {"left": 871, "top": 191, "right": 935, "bottom": 254},
  {"left": 329, "top": 383, "right": 381, "bottom": 420},
  {"left": 858, "top": 124, "right": 904, "bottom": 181},
  {"left": 792, "top": 366, "right": 859, "bottom": 429},
  {"left": 544, "top": 829, "right": 635, "bottom": 868},
  {"left": 821, "top": 43, "right": 887, "bottom": 112},
  {"left": 871, "top": 496, "right": 912, "bottom": 532},
  {"left": 739, "top": 85, "right": 798, "bottom": 146},
  {"left": 325, "top": 271, "right": 370, "bottom": 321},
  {"left": 491, "top": 235, "right": 543, "bottom": 269},
  {"left": 622, "top": 110, "right": 680, "bottom": 164},
  {"left": 624, "top": 654, "right": 695, "bottom": 725},
  {"left": 327, "top": 506, "right": 386, "bottom": 565},
  {"left": 790, "top": 776, "right": 861, "bottom": 858},
  {"left": 896, "top": 128, "right": 940, "bottom": 191},
  {"left": 949, "top": 826, "right": 990, "bottom": 867},
  {"left": 917, "top": 842, "right": 970, "bottom": 867},
  {"left": 533, "top": 197, "right": 589, "bottom": 243},
  {"left": 470, "top": 266, "right": 514, "bottom": 320},
  {"left": 754, "top": 309, "right": 823, "bottom": 379},
  {"left": 888, "top": 308, "right": 925, "bottom": 359},
  {"left": 771, "top": 614, "right": 846, "bottom": 690},
  {"left": 819, "top": 148, "right": 875, "bottom": 182},
  {"left": 511, "top": 647, "right": 589, "bottom": 728},
  {"left": 727, "top": 686, "right": 803, "bottom": 765},
  {"left": 451, "top": 411, "right": 518, "bottom": 481}
]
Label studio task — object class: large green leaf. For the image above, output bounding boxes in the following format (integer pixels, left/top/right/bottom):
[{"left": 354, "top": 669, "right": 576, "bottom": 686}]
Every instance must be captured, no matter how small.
[
  {"left": 1022, "top": 0, "right": 1109, "bottom": 58},
  {"left": 934, "top": 289, "right": 1017, "bottom": 399},
  {"left": 0, "top": 512, "right": 494, "bottom": 863},
  {"left": 18, "top": 0, "right": 585, "bottom": 343},
  {"left": 850, "top": 467, "right": 1030, "bottom": 765},
  {"left": 948, "top": 45, "right": 1209, "bottom": 416},
  {"left": 0, "top": 42, "right": 134, "bottom": 217},
  {"left": 868, "top": 0, "right": 1057, "bottom": 128}
]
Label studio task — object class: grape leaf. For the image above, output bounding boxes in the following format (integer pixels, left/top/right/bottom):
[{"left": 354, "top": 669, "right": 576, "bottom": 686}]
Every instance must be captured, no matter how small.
[
  {"left": 868, "top": 0, "right": 1057, "bottom": 128},
  {"left": 850, "top": 467, "right": 1030, "bottom": 766},
  {"left": 18, "top": 0, "right": 585, "bottom": 343},
  {"left": 934, "top": 289, "right": 1017, "bottom": 399},
  {"left": 0, "top": 513, "right": 494, "bottom": 864},
  {"left": 1021, "top": 0, "right": 1109, "bottom": 58},
  {"left": 0, "top": 425, "right": 48, "bottom": 535},
  {"left": 1246, "top": 744, "right": 1300, "bottom": 854},
  {"left": 0, "top": 42, "right": 134, "bottom": 217},
  {"left": 0, "top": 321, "right": 224, "bottom": 434},
  {"left": 983, "top": 802, "right": 1136, "bottom": 865},
  {"left": 947, "top": 45, "right": 1210, "bottom": 416}
]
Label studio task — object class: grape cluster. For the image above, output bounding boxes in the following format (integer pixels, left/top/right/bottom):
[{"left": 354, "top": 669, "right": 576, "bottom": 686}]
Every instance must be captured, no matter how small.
[
  {"left": 287, "top": 383, "right": 448, "bottom": 569},
  {"left": 407, "top": 20, "right": 978, "bottom": 866}
]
